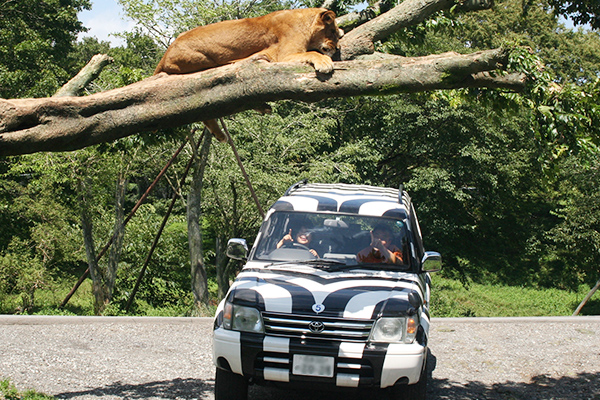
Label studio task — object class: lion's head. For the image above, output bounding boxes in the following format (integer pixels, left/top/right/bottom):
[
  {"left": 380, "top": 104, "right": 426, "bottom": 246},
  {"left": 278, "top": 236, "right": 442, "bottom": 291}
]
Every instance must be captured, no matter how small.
[{"left": 308, "top": 10, "right": 344, "bottom": 58}]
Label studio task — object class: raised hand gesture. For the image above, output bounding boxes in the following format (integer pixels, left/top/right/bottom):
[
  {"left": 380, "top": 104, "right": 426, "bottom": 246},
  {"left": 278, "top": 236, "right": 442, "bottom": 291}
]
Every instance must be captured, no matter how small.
[
  {"left": 368, "top": 230, "right": 394, "bottom": 262},
  {"left": 277, "top": 229, "right": 294, "bottom": 248}
]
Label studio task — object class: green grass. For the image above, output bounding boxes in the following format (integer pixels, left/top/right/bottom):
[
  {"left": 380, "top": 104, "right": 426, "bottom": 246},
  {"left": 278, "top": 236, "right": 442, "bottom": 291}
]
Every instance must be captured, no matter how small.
[
  {"left": 1, "top": 281, "right": 596, "bottom": 400},
  {"left": 0, "top": 380, "right": 53, "bottom": 400},
  {"left": 0, "top": 279, "right": 95, "bottom": 316},
  {"left": 3, "top": 275, "right": 599, "bottom": 318},
  {"left": 430, "top": 276, "right": 600, "bottom": 317}
]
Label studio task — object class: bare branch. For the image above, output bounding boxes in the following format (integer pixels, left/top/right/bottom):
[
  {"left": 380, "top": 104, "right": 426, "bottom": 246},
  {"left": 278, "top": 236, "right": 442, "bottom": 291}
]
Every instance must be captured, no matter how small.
[{"left": 54, "top": 54, "right": 114, "bottom": 97}]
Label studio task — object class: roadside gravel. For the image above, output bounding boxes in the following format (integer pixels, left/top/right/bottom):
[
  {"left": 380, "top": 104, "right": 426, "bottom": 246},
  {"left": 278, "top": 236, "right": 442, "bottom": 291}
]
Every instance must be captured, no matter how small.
[{"left": 1, "top": 315, "right": 599, "bottom": 400}]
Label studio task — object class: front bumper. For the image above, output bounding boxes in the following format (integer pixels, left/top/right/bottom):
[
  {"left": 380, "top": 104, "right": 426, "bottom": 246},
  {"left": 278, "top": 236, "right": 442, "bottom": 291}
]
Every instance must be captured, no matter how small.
[{"left": 213, "top": 328, "right": 426, "bottom": 389}]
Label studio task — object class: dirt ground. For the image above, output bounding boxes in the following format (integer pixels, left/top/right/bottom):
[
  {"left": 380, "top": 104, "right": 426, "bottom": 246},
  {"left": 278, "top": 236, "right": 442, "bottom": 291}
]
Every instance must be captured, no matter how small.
[{"left": 0, "top": 315, "right": 598, "bottom": 399}]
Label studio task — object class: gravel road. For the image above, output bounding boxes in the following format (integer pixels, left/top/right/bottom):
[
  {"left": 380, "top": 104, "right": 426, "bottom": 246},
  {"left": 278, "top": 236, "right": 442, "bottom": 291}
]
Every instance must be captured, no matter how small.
[{"left": 1, "top": 315, "right": 599, "bottom": 400}]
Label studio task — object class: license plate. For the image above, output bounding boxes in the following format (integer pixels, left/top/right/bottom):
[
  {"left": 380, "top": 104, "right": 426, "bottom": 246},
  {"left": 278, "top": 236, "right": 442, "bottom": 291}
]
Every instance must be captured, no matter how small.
[{"left": 292, "top": 355, "right": 334, "bottom": 377}]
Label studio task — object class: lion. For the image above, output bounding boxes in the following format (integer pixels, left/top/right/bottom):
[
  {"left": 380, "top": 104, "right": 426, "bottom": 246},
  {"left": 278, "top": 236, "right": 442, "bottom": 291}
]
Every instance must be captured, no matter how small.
[{"left": 154, "top": 8, "right": 344, "bottom": 142}]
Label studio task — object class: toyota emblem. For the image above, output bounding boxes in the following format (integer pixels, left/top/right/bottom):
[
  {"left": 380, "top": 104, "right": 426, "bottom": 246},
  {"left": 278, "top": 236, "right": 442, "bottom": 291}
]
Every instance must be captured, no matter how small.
[{"left": 308, "top": 321, "right": 325, "bottom": 333}]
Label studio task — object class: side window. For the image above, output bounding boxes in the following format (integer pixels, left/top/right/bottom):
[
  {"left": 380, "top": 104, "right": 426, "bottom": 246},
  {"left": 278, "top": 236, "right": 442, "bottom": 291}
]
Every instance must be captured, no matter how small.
[{"left": 253, "top": 212, "right": 288, "bottom": 259}]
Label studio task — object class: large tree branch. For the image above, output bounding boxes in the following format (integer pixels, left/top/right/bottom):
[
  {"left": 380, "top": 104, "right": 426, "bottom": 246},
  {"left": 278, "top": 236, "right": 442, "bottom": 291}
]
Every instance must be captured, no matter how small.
[
  {"left": 336, "top": 0, "right": 491, "bottom": 35},
  {"left": 336, "top": 0, "right": 392, "bottom": 31},
  {"left": 339, "top": 0, "right": 493, "bottom": 60},
  {"left": 0, "top": 48, "right": 524, "bottom": 156}
]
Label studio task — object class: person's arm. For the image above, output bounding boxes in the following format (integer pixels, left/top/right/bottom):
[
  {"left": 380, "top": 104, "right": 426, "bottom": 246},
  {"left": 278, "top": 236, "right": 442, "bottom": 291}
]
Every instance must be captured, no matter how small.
[
  {"left": 384, "top": 245, "right": 403, "bottom": 264},
  {"left": 277, "top": 229, "right": 293, "bottom": 248},
  {"left": 369, "top": 231, "right": 396, "bottom": 263}
]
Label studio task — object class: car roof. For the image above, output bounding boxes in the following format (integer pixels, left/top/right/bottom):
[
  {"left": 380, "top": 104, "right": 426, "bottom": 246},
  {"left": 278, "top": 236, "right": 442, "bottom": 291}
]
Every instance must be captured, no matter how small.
[{"left": 270, "top": 182, "right": 410, "bottom": 219}]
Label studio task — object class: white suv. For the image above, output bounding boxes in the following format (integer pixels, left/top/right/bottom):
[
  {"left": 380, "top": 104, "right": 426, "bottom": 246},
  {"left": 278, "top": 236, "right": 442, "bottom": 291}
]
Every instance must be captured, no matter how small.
[{"left": 213, "top": 182, "right": 441, "bottom": 399}]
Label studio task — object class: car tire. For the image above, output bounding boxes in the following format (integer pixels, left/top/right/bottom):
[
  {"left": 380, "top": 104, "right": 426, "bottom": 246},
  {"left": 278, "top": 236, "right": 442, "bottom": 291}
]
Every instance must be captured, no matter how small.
[
  {"left": 214, "top": 367, "right": 248, "bottom": 400},
  {"left": 390, "top": 351, "right": 428, "bottom": 400}
]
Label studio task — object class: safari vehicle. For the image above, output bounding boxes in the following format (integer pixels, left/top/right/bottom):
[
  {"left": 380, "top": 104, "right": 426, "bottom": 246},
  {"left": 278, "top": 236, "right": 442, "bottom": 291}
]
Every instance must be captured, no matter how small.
[{"left": 212, "top": 181, "right": 441, "bottom": 400}]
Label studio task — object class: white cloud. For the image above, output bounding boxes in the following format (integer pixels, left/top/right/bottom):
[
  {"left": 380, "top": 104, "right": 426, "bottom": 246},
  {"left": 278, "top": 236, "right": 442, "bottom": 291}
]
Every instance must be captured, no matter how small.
[{"left": 78, "top": 0, "right": 137, "bottom": 47}]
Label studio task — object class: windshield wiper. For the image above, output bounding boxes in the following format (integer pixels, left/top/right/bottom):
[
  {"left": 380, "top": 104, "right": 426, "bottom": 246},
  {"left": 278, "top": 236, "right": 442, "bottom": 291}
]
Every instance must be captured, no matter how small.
[
  {"left": 355, "top": 263, "right": 411, "bottom": 271},
  {"left": 302, "top": 259, "right": 363, "bottom": 272},
  {"left": 303, "top": 259, "right": 347, "bottom": 265},
  {"left": 264, "top": 259, "right": 347, "bottom": 269}
]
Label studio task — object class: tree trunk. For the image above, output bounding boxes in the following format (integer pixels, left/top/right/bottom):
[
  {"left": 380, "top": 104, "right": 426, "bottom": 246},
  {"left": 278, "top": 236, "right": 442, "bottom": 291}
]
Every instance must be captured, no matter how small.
[
  {"left": 187, "top": 131, "right": 213, "bottom": 309},
  {"left": 107, "top": 173, "right": 127, "bottom": 301},
  {"left": 79, "top": 173, "right": 127, "bottom": 315},
  {"left": 79, "top": 177, "right": 106, "bottom": 315}
]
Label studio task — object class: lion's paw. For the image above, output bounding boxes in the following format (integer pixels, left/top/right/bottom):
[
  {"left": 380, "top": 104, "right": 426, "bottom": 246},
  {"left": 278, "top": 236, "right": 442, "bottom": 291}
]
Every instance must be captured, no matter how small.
[{"left": 313, "top": 60, "right": 334, "bottom": 74}]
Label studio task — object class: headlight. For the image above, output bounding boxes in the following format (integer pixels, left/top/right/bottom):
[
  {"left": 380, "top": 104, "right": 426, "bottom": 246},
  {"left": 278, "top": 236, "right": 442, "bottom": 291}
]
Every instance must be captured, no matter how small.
[
  {"left": 370, "top": 316, "right": 419, "bottom": 343},
  {"left": 223, "top": 302, "right": 264, "bottom": 333}
]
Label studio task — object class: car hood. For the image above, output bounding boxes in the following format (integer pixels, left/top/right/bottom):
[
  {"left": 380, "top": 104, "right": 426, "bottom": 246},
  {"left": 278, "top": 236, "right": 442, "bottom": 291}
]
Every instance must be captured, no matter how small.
[{"left": 226, "top": 262, "right": 424, "bottom": 320}]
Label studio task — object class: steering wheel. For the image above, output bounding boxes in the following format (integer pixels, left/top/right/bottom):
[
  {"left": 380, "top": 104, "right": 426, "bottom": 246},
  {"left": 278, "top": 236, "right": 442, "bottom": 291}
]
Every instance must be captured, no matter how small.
[{"left": 291, "top": 243, "right": 311, "bottom": 251}]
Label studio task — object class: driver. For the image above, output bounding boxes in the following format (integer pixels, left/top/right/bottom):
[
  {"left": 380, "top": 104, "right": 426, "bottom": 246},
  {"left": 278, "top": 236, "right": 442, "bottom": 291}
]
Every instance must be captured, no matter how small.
[{"left": 277, "top": 226, "right": 319, "bottom": 257}]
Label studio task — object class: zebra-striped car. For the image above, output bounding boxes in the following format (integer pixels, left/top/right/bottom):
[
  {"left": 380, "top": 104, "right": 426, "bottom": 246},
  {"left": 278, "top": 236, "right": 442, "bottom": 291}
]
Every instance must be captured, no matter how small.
[{"left": 213, "top": 182, "right": 441, "bottom": 400}]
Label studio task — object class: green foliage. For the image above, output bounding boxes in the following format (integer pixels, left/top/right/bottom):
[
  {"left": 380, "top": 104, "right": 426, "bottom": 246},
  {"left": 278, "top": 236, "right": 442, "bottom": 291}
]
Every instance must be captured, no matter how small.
[
  {"left": 0, "top": 0, "right": 90, "bottom": 98},
  {"left": 542, "top": 154, "right": 600, "bottom": 289},
  {"left": 431, "top": 276, "right": 600, "bottom": 317},
  {"left": 31, "top": 279, "right": 94, "bottom": 316},
  {"left": 548, "top": 0, "right": 600, "bottom": 30},
  {"left": 109, "top": 208, "right": 192, "bottom": 313},
  {"left": 0, "top": 379, "right": 54, "bottom": 400},
  {"left": 532, "top": 78, "right": 600, "bottom": 161},
  {"left": 0, "top": 239, "right": 47, "bottom": 313}
]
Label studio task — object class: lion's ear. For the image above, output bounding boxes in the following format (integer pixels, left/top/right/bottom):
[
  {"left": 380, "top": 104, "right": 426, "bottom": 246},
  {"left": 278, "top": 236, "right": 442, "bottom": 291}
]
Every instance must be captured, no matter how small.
[{"left": 320, "top": 10, "right": 336, "bottom": 25}]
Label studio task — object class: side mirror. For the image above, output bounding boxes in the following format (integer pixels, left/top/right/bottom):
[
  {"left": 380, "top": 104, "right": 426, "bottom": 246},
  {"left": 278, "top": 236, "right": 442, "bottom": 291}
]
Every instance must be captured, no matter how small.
[
  {"left": 226, "top": 238, "right": 248, "bottom": 261},
  {"left": 421, "top": 251, "right": 442, "bottom": 273}
]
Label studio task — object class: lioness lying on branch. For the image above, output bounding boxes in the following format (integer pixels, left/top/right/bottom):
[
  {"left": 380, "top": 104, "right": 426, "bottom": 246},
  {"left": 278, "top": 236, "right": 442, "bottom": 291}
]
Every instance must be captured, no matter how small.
[{"left": 154, "top": 8, "right": 344, "bottom": 142}]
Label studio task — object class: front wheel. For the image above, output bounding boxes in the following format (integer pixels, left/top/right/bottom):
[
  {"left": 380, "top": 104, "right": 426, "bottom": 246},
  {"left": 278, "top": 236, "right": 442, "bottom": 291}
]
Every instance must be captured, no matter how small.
[
  {"left": 403, "top": 364, "right": 427, "bottom": 400},
  {"left": 215, "top": 367, "right": 248, "bottom": 400},
  {"left": 389, "top": 352, "right": 428, "bottom": 400}
]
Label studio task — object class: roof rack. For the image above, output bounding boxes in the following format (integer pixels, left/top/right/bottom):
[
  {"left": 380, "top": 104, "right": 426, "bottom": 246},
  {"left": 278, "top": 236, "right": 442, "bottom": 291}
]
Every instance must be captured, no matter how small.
[
  {"left": 286, "top": 181, "right": 402, "bottom": 203},
  {"left": 284, "top": 179, "right": 308, "bottom": 196}
]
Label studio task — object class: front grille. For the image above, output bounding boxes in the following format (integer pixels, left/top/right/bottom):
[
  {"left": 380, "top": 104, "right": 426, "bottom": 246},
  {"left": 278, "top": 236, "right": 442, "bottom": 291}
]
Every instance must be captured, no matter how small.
[{"left": 262, "top": 312, "right": 373, "bottom": 342}]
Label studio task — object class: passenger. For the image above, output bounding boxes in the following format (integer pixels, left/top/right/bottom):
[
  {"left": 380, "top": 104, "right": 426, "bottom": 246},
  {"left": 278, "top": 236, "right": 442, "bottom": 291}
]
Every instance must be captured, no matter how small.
[
  {"left": 357, "top": 223, "right": 403, "bottom": 264},
  {"left": 277, "top": 226, "right": 319, "bottom": 257}
]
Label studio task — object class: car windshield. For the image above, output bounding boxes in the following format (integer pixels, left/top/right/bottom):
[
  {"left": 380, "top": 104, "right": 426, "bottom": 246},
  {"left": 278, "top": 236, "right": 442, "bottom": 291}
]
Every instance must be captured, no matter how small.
[{"left": 252, "top": 211, "right": 411, "bottom": 268}]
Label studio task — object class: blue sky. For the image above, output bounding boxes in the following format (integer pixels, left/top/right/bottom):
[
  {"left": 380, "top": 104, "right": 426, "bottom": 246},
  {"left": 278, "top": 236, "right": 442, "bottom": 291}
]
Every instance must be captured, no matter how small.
[{"left": 78, "top": 0, "right": 135, "bottom": 46}]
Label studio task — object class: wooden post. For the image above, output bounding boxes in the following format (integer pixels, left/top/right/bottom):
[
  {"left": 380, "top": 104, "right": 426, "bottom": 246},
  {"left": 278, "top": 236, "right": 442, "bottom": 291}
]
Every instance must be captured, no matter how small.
[
  {"left": 220, "top": 119, "right": 265, "bottom": 219},
  {"left": 125, "top": 131, "right": 205, "bottom": 311},
  {"left": 573, "top": 278, "right": 600, "bottom": 316}
]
